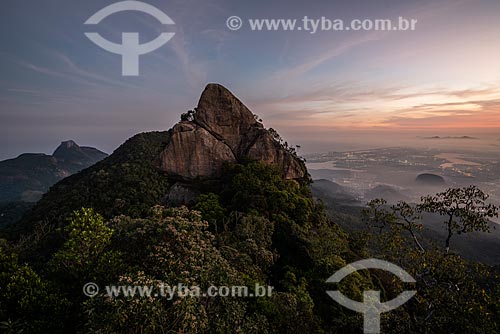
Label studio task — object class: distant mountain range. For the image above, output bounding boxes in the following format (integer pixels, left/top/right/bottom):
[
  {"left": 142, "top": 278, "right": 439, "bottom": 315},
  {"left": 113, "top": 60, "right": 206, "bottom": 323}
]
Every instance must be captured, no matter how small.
[
  {"left": 310, "top": 179, "right": 360, "bottom": 206},
  {"left": 0, "top": 140, "right": 107, "bottom": 203}
]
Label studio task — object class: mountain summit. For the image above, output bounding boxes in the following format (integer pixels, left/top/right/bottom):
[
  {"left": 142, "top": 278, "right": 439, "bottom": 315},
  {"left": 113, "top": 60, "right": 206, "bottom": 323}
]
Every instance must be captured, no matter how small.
[
  {"left": 52, "top": 140, "right": 108, "bottom": 166},
  {"left": 0, "top": 141, "right": 107, "bottom": 203},
  {"left": 159, "top": 84, "right": 306, "bottom": 180},
  {"left": 17, "top": 84, "right": 307, "bottom": 229}
]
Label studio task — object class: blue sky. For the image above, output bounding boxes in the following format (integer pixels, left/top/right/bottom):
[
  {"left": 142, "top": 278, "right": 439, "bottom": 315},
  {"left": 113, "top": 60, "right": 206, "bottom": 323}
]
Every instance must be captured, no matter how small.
[{"left": 1, "top": 0, "right": 500, "bottom": 159}]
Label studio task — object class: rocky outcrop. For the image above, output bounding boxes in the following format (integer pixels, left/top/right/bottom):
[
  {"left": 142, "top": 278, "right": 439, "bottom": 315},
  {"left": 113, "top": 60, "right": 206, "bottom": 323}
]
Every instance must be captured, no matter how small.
[
  {"left": 194, "top": 83, "right": 263, "bottom": 154},
  {"left": 163, "top": 182, "right": 200, "bottom": 206},
  {"left": 159, "top": 122, "right": 236, "bottom": 178},
  {"left": 245, "top": 131, "right": 305, "bottom": 180},
  {"left": 159, "top": 83, "right": 306, "bottom": 180}
]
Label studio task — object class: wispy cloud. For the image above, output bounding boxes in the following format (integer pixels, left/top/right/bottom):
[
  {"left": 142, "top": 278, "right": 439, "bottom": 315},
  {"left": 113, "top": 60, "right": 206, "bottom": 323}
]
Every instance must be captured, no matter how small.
[
  {"left": 250, "top": 81, "right": 500, "bottom": 129},
  {"left": 265, "top": 33, "right": 381, "bottom": 86},
  {"left": 9, "top": 52, "right": 134, "bottom": 90},
  {"left": 168, "top": 33, "right": 208, "bottom": 89},
  {"left": 134, "top": 15, "right": 209, "bottom": 89},
  {"left": 45, "top": 49, "right": 136, "bottom": 88}
]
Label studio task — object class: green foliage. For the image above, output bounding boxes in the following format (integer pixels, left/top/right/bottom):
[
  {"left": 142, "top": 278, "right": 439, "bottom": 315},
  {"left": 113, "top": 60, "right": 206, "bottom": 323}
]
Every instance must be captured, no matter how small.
[
  {"left": 260, "top": 272, "right": 321, "bottom": 333},
  {"left": 85, "top": 206, "right": 257, "bottom": 333},
  {"left": 363, "top": 186, "right": 500, "bottom": 333},
  {"left": 5, "top": 131, "right": 171, "bottom": 264},
  {"left": 214, "top": 162, "right": 367, "bottom": 332},
  {"left": 419, "top": 185, "right": 499, "bottom": 251},
  {"left": 18, "top": 131, "right": 171, "bottom": 231},
  {"left": 51, "top": 208, "right": 120, "bottom": 282},
  {"left": 408, "top": 253, "right": 499, "bottom": 334},
  {"left": 0, "top": 201, "right": 34, "bottom": 230},
  {"left": 221, "top": 161, "right": 314, "bottom": 225},
  {"left": 218, "top": 213, "right": 277, "bottom": 279},
  {"left": 0, "top": 247, "right": 69, "bottom": 333},
  {"left": 4, "top": 157, "right": 500, "bottom": 334},
  {"left": 73, "top": 159, "right": 363, "bottom": 333},
  {"left": 193, "top": 193, "right": 226, "bottom": 231}
]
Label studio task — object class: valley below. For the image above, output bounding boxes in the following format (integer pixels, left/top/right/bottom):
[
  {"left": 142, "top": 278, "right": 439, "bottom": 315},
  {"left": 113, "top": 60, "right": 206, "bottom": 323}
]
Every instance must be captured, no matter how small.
[{"left": 306, "top": 146, "right": 500, "bottom": 212}]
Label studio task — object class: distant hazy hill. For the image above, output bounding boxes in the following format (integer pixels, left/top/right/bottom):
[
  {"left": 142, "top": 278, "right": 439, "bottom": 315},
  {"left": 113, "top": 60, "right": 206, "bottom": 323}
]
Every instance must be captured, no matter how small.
[
  {"left": 52, "top": 140, "right": 107, "bottom": 168},
  {"left": 0, "top": 140, "right": 107, "bottom": 203},
  {"left": 310, "top": 179, "right": 360, "bottom": 205},
  {"left": 415, "top": 173, "right": 446, "bottom": 186},
  {"left": 364, "top": 184, "right": 409, "bottom": 204}
]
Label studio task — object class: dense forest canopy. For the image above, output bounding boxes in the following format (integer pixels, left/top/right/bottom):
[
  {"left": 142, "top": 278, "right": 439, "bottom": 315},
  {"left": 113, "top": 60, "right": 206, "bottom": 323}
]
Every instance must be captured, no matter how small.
[{"left": 1, "top": 150, "right": 499, "bottom": 333}]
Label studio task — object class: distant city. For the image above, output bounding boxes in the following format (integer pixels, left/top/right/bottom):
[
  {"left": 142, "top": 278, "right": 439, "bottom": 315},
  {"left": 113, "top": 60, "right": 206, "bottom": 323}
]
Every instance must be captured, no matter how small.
[{"left": 305, "top": 147, "right": 500, "bottom": 207}]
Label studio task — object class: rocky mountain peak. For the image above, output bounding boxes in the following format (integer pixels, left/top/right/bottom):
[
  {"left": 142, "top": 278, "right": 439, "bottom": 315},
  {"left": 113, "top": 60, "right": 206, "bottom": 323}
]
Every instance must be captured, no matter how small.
[
  {"left": 194, "top": 83, "right": 262, "bottom": 153},
  {"left": 60, "top": 140, "right": 78, "bottom": 148},
  {"left": 0, "top": 141, "right": 107, "bottom": 203},
  {"left": 159, "top": 83, "right": 306, "bottom": 180},
  {"left": 52, "top": 140, "right": 80, "bottom": 158},
  {"left": 52, "top": 140, "right": 108, "bottom": 166}
]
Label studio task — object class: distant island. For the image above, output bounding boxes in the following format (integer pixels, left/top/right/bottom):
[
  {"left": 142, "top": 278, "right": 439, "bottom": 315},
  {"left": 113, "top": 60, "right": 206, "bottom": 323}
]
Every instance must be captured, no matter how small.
[
  {"left": 419, "top": 136, "right": 478, "bottom": 140},
  {"left": 415, "top": 173, "right": 446, "bottom": 186}
]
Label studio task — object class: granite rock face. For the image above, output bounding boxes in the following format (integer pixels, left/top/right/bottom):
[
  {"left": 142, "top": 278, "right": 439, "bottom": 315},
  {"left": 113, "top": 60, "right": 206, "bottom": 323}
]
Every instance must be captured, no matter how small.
[
  {"left": 194, "top": 83, "right": 262, "bottom": 154},
  {"left": 159, "top": 122, "right": 236, "bottom": 178},
  {"left": 159, "top": 83, "right": 306, "bottom": 180},
  {"left": 246, "top": 131, "right": 306, "bottom": 180}
]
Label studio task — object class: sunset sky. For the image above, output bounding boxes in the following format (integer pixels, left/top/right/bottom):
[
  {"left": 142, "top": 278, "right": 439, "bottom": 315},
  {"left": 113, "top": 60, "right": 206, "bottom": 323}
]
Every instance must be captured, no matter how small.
[{"left": 1, "top": 0, "right": 500, "bottom": 159}]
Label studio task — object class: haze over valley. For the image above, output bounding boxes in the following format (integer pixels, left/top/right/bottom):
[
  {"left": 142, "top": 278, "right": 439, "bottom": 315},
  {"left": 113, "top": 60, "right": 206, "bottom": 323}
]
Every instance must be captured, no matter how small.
[{"left": 306, "top": 142, "right": 500, "bottom": 221}]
